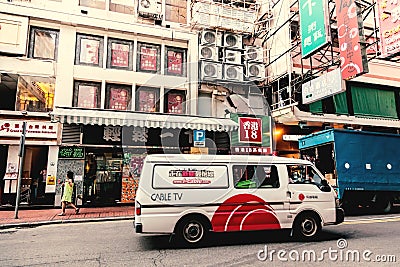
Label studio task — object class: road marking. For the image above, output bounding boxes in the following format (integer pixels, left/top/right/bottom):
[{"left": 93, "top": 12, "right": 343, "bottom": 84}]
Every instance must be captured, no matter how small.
[{"left": 343, "top": 215, "right": 400, "bottom": 225}]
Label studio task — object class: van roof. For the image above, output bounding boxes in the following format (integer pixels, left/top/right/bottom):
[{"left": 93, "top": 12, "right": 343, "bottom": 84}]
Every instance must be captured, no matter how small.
[{"left": 145, "top": 154, "right": 311, "bottom": 165}]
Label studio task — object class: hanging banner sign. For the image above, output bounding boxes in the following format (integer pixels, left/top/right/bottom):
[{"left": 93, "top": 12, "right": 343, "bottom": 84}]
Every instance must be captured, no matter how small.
[
  {"left": 335, "top": 0, "right": 369, "bottom": 80},
  {"left": 299, "top": 0, "right": 330, "bottom": 57},
  {"left": 377, "top": 0, "right": 400, "bottom": 57}
]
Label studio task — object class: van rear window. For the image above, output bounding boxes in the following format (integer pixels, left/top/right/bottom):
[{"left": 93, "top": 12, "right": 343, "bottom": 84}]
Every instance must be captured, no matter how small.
[{"left": 152, "top": 165, "right": 229, "bottom": 189}]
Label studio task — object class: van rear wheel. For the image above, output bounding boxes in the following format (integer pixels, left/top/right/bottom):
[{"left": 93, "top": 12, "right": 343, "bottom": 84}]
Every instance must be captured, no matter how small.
[
  {"left": 293, "top": 213, "right": 321, "bottom": 240},
  {"left": 175, "top": 216, "right": 208, "bottom": 247}
]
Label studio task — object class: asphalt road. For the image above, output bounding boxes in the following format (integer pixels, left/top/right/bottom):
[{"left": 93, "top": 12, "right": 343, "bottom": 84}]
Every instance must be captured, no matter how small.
[{"left": 1, "top": 213, "right": 399, "bottom": 267}]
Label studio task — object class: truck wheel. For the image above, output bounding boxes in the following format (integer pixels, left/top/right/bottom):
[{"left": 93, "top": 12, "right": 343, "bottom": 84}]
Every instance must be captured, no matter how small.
[
  {"left": 293, "top": 213, "right": 321, "bottom": 240},
  {"left": 175, "top": 216, "right": 209, "bottom": 247}
]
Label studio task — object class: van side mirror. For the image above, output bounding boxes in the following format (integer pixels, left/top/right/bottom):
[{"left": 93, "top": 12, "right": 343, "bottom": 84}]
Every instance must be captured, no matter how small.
[{"left": 319, "top": 179, "right": 331, "bottom": 192}]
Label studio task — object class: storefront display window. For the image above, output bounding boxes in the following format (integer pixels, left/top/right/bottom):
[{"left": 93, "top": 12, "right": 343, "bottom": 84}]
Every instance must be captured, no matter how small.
[
  {"left": 136, "top": 87, "right": 159, "bottom": 112},
  {"left": 73, "top": 81, "right": 101, "bottom": 109},
  {"left": 105, "top": 84, "right": 132, "bottom": 110},
  {"left": 137, "top": 43, "right": 161, "bottom": 73},
  {"left": 75, "top": 33, "right": 104, "bottom": 67},
  {"left": 107, "top": 38, "right": 134, "bottom": 70},
  {"left": 165, "top": 47, "right": 187, "bottom": 76},
  {"left": 16, "top": 75, "right": 56, "bottom": 112},
  {"left": 28, "top": 27, "right": 59, "bottom": 60},
  {"left": 164, "top": 89, "right": 186, "bottom": 114},
  {"left": 165, "top": 0, "right": 187, "bottom": 24}
]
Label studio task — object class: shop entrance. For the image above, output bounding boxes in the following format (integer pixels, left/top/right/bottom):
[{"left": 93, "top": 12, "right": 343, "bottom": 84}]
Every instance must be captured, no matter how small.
[
  {"left": 24, "top": 146, "right": 49, "bottom": 204},
  {"left": 0, "top": 145, "right": 8, "bottom": 204}
]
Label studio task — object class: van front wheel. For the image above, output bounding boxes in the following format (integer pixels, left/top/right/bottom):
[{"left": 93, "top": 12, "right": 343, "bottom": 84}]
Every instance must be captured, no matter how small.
[
  {"left": 175, "top": 216, "right": 208, "bottom": 247},
  {"left": 293, "top": 213, "right": 321, "bottom": 240}
]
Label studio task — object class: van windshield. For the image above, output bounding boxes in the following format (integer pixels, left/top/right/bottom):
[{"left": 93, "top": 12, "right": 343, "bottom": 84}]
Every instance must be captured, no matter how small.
[{"left": 287, "top": 165, "right": 324, "bottom": 185}]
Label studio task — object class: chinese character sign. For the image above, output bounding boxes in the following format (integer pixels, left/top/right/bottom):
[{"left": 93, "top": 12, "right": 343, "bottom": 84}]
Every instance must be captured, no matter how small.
[
  {"left": 111, "top": 43, "right": 129, "bottom": 68},
  {"left": 377, "top": 0, "right": 400, "bottom": 57},
  {"left": 299, "top": 0, "right": 329, "bottom": 57},
  {"left": 139, "top": 45, "right": 159, "bottom": 71},
  {"left": 239, "top": 117, "right": 262, "bottom": 144},
  {"left": 167, "top": 50, "right": 183, "bottom": 75},
  {"left": 335, "top": 0, "right": 369, "bottom": 80}
]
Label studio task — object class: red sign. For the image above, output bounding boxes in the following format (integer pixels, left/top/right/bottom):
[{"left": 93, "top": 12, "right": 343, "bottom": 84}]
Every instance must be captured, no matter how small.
[
  {"left": 109, "top": 88, "right": 129, "bottom": 110},
  {"left": 377, "top": 0, "right": 400, "bottom": 57},
  {"left": 78, "top": 85, "right": 98, "bottom": 108},
  {"left": 138, "top": 90, "right": 157, "bottom": 112},
  {"left": 239, "top": 117, "right": 262, "bottom": 144},
  {"left": 111, "top": 43, "right": 129, "bottom": 67},
  {"left": 167, "top": 50, "right": 183, "bottom": 75},
  {"left": 140, "top": 46, "right": 158, "bottom": 71},
  {"left": 167, "top": 93, "right": 184, "bottom": 114},
  {"left": 335, "top": 0, "right": 368, "bottom": 80}
]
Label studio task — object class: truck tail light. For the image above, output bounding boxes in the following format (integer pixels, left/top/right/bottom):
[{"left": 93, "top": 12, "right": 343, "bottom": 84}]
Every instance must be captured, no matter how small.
[{"left": 135, "top": 201, "right": 141, "bottom": 216}]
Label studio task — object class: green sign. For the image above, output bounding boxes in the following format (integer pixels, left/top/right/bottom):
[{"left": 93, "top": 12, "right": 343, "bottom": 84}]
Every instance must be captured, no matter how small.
[
  {"left": 299, "top": 0, "right": 329, "bottom": 58},
  {"left": 58, "top": 146, "right": 85, "bottom": 159}
]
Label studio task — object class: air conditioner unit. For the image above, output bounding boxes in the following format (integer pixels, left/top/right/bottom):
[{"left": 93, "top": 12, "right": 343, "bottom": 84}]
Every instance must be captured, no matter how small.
[
  {"left": 224, "top": 49, "right": 242, "bottom": 64},
  {"left": 201, "top": 62, "right": 223, "bottom": 80},
  {"left": 224, "top": 64, "right": 244, "bottom": 82},
  {"left": 138, "top": 0, "right": 162, "bottom": 19},
  {"left": 245, "top": 46, "right": 264, "bottom": 62},
  {"left": 246, "top": 63, "right": 265, "bottom": 80},
  {"left": 200, "top": 30, "right": 222, "bottom": 46},
  {"left": 200, "top": 45, "right": 220, "bottom": 62},
  {"left": 223, "top": 33, "right": 243, "bottom": 49}
]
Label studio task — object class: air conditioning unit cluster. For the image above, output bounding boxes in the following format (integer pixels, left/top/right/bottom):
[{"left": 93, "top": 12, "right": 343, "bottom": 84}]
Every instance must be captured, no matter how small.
[
  {"left": 244, "top": 46, "right": 265, "bottom": 81},
  {"left": 138, "top": 0, "right": 163, "bottom": 20}
]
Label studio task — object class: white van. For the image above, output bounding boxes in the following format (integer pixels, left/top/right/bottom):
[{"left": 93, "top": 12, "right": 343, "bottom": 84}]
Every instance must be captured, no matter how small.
[{"left": 134, "top": 154, "right": 344, "bottom": 246}]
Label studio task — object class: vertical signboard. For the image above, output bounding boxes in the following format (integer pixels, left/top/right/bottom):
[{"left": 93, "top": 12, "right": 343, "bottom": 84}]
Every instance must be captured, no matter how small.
[
  {"left": 299, "top": 0, "right": 330, "bottom": 57},
  {"left": 377, "top": 0, "right": 400, "bottom": 57},
  {"left": 335, "top": 0, "right": 369, "bottom": 80}
]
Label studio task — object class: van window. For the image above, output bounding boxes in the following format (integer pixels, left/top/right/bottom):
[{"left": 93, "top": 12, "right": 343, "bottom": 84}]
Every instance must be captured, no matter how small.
[
  {"left": 233, "top": 165, "right": 279, "bottom": 189},
  {"left": 287, "top": 165, "right": 323, "bottom": 185}
]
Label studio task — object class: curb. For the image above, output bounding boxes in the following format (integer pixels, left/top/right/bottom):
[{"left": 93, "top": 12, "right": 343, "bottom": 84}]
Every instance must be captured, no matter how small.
[{"left": 0, "top": 216, "right": 135, "bottom": 230}]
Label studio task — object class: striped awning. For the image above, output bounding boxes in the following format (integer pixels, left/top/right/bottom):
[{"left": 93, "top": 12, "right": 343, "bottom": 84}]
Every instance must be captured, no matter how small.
[{"left": 51, "top": 107, "right": 238, "bottom": 132}]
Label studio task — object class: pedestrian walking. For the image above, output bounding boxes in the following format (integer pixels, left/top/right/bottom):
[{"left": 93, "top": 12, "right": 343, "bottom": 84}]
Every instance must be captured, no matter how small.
[{"left": 58, "top": 171, "right": 80, "bottom": 216}]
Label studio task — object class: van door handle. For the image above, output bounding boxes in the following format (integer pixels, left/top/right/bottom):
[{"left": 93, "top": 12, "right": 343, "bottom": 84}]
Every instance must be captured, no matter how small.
[{"left": 286, "top": 191, "right": 292, "bottom": 198}]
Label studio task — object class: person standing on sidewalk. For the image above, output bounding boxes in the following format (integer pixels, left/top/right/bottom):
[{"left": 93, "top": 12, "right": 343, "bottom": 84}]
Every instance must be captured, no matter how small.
[{"left": 58, "top": 171, "right": 80, "bottom": 216}]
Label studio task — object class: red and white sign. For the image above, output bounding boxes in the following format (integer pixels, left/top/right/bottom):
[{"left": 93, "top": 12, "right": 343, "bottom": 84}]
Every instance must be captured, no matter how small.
[
  {"left": 335, "top": 0, "right": 369, "bottom": 80},
  {"left": 377, "top": 0, "right": 400, "bottom": 57},
  {"left": 239, "top": 117, "right": 262, "bottom": 144},
  {"left": 0, "top": 120, "right": 58, "bottom": 139},
  {"left": 231, "top": 146, "right": 271, "bottom": 155}
]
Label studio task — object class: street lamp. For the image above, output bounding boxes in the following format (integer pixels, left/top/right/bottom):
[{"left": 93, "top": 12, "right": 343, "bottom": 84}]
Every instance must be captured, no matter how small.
[{"left": 14, "top": 121, "right": 27, "bottom": 219}]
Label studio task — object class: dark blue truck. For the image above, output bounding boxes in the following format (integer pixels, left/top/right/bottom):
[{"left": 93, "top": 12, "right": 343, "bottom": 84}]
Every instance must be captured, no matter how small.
[{"left": 299, "top": 129, "right": 400, "bottom": 212}]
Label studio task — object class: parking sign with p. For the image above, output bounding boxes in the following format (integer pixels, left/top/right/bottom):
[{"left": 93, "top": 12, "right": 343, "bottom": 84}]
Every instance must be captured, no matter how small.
[{"left": 194, "top": 130, "right": 205, "bottom": 147}]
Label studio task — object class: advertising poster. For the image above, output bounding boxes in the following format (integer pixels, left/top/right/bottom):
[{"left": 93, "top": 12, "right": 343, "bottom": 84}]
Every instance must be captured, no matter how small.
[
  {"left": 79, "top": 38, "right": 100, "bottom": 64},
  {"left": 78, "top": 85, "right": 98, "bottom": 108},
  {"left": 167, "top": 93, "right": 184, "bottom": 114},
  {"left": 377, "top": 0, "right": 400, "bottom": 57},
  {"left": 109, "top": 88, "right": 129, "bottom": 110},
  {"left": 140, "top": 46, "right": 158, "bottom": 71},
  {"left": 138, "top": 89, "right": 156, "bottom": 112},
  {"left": 111, "top": 42, "right": 130, "bottom": 67},
  {"left": 167, "top": 50, "right": 183, "bottom": 75}
]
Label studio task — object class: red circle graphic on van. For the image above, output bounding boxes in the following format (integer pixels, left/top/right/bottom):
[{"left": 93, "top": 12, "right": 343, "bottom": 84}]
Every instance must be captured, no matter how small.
[{"left": 211, "top": 194, "right": 281, "bottom": 232}]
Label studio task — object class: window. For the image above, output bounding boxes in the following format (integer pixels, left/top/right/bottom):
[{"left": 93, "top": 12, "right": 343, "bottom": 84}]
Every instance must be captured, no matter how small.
[
  {"left": 79, "top": 0, "right": 106, "bottom": 9},
  {"left": 165, "top": 0, "right": 187, "bottom": 24},
  {"left": 73, "top": 81, "right": 101, "bottom": 109},
  {"left": 107, "top": 38, "right": 134, "bottom": 70},
  {"left": 164, "top": 89, "right": 186, "bottom": 114},
  {"left": 136, "top": 86, "right": 159, "bottom": 112},
  {"left": 137, "top": 43, "right": 161, "bottom": 73},
  {"left": 28, "top": 27, "right": 59, "bottom": 60},
  {"left": 109, "top": 0, "right": 134, "bottom": 14},
  {"left": 75, "top": 34, "right": 104, "bottom": 67},
  {"left": 234, "top": 165, "right": 279, "bottom": 189},
  {"left": 198, "top": 92, "right": 212, "bottom": 116},
  {"left": 17, "top": 76, "right": 56, "bottom": 112},
  {"left": 0, "top": 73, "right": 18, "bottom": 110},
  {"left": 105, "top": 84, "right": 132, "bottom": 110},
  {"left": 287, "top": 165, "right": 323, "bottom": 185},
  {"left": 165, "top": 47, "right": 187, "bottom": 76}
]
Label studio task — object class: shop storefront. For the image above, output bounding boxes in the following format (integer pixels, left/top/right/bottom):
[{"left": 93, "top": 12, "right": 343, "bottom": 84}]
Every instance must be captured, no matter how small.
[
  {"left": 52, "top": 107, "right": 238, "bottom": 206},
  {"left": 0, "top": 119, "right": 59, "bottom": 205}
]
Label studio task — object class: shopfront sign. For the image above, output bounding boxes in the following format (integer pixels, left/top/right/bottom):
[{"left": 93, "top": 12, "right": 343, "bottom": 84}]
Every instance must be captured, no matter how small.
[
  {"left": 299, "top": 0, "right": 330, "bottom": 57},
  {"left": 0, "top": 120, "right": 58, "bottom": 139},
  {"left": 232, "top": 146, "right": 271, "bottom": 155},
  {"left": 335, "top": 0, "right": 369, "bottom": 80},
  {"left": 239, "top": 117, "right": 262, "bottom": 144},
  {"left": 58, "top": 146, "right": 85, "bottom": 159},
  {"left": 377, "top": 0, "right": 400, "bottom": 57},
  {"left": 302, "top": 68, "right": 345, "bottom": 104},
  {"left": 193, "top": 130, "right": 206, "bottom": 147}
]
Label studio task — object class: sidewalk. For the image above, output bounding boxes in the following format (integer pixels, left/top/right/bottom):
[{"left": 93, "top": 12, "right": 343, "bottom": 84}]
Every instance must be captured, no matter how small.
[{"left": 0, "top": 206, "right": 134, "bottom": 229}]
